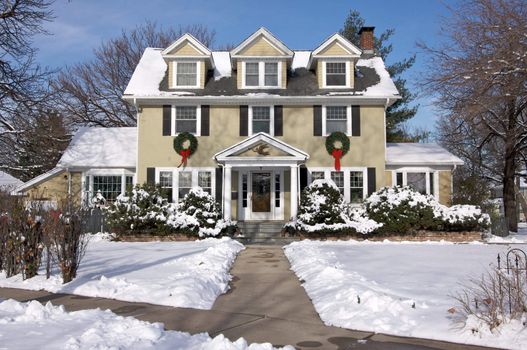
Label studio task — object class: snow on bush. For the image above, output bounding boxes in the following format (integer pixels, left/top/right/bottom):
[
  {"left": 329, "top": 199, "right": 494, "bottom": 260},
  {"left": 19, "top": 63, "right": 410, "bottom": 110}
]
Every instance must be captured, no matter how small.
[
  {"left": 0, "top": 299, "right": 293, "bottom": 350},
  {"left": 286, "top": 184, "right": 489, "bottom": 236},
  {"left": 106, "top": 185, "right": 237, "bottom": 237}
]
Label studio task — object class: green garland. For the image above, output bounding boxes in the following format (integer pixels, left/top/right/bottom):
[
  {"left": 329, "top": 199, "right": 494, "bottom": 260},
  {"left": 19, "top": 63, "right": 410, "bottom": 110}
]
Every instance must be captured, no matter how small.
[
  {"left": 325, "top": 131, "right": 350, "bottom": 156},
  {"left": 173, "top": 132, "right": 198, "bottom": 155}
]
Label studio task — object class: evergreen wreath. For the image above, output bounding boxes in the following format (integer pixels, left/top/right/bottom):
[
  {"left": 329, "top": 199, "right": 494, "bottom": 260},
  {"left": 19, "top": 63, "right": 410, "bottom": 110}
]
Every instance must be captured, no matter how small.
[
  {"left": 325, "top": 131, "right": 350, "bottom": 156},
  {"left": 173, "top": 132, "right": 198, "bottom": 155}
]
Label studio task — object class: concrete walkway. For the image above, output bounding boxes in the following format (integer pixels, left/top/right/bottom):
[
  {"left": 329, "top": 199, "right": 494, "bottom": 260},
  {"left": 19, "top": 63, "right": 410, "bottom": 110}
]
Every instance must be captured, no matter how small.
[{"left": 0, "top": 246, "right": 499, "bottom": 350}]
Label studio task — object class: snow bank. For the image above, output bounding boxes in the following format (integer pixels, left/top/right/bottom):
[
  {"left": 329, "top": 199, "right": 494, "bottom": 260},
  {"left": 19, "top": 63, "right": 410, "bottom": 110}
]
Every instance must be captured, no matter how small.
[
  {"left": 284, "top": 240, "right": 527, "bottom": 349},
  {"left": 212, "top": 51, "right": 232, "bottom": 80},
  {"left": 124, "top": 48, "right": 166, "bottom": 96},
  {"left": 0, "top": 238, "right": 244, "bottom": 309},
  {"left": 356, "top": 57, "right": 399, "bottom": 96},
  {"left": 0, "top": 299, "right": 293, "bottom": 350}
]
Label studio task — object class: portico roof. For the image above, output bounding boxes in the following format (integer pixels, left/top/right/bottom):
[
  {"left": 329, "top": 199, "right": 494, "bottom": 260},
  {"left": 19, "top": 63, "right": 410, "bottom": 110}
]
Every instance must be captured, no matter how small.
[{"left": 214, "top": 133, "right": 309, "bottom": 165}]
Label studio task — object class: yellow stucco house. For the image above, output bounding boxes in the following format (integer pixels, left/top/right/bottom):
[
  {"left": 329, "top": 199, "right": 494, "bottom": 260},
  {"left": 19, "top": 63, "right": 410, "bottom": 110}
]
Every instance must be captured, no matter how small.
[{"left": 15, "top": 27, "right": 463, "bottom": 222}]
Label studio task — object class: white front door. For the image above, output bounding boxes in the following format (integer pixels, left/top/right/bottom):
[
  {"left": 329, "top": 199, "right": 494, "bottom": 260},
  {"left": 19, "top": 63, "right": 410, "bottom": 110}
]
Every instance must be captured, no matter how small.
[{"left": 239, "top": 170, "right": 284, "bottom": 221}]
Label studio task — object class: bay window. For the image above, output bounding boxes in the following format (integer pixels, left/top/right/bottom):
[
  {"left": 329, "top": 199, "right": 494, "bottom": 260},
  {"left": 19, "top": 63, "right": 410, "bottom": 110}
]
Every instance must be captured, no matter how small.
[
  {"left": 82, "top": 172, "right": 135, "bottom": 207},
  {"left": 394, "top": 170, "right": 437, "bottom": 196}
]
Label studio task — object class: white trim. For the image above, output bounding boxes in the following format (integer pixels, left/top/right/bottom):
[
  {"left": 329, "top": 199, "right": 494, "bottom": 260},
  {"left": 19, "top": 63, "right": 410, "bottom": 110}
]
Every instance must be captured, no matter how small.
[
  {"left": 312, "top": 33, "right": 362, "bottom": 57},
  {"left": 237, "top": 168, "right": 285, "bottom": 221},
  {"left": 171, "top": 105, "right": 201, "bottom": 136},
  {"left": 307, "top": 167, "right": 368, "bottom": 203},
  {"left": 171, "top": 61, "right": 201, "bottom": 89},
  {"left": 162, "top": 33, "right": 211, "bottom": 56},
  {"left": 231, "top": 27, "right": 294, "bottom": 57},
  {"left": 322, "top": 60, "right": 351, "bottom": 89},
  {"left": 391, "top": 168, "right": 439, "bottom": 199},
  {"left": 248, "top": 105, "right": 274, "bottom": 136},
  {"left": 154, "top": 167, "right": 216, "bottom": 203},
  {"left": 322, "top": 105, "right": 352, "bottom": 136},
  {"left": 241, "top": 61, "right": 282, "bottom": 89}
]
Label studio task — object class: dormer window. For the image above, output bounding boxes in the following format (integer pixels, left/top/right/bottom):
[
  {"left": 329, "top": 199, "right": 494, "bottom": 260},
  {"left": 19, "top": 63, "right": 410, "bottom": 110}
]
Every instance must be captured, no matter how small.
[
  {"left": 323, "top": 61, "right": 350, "bottom": 88},
  {"left": 242, "top": 61, "right": 281, "bottom": 88},
  {"left": 173, "top": 61, "right": 200, "bottom": 88}
]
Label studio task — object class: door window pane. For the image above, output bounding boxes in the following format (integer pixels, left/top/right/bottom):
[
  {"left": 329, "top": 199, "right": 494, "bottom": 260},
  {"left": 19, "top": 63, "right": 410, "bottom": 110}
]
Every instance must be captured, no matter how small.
[
  {"left": 252, "top": 172, "right": 271, "bottom": 212},
  {"left": 331, "top": 171, "right": 344, "bottom": 196},
  {"left": 92, "top": 176, "right": 122, "bottom": 203},
  {"left": 275, "top": 173, "right": 280, "bottom": 207},
  {"left": 407, "top": 172, "right": 427, "bottom": 194},
  {"left": 264, "top": 62, "right": 278, "bottom": 86},
  {"left": 252, "top": 106, "right": 271, "bottom": 134},
  {"left": 245, "top": 62, "right": 259, "bottom": 86},
  {"left": 242, "top": 174, "right": 248, "bottom": 208},
  {"left": 198, "top": 171, "right": 212, "bottom": 195},
  {"left": 176, "top": 62, "right": 197, "bottom": 86},
  {"left": 159, "top": 171, "right": 173, "bottom": 201},
  {"left": 175, "top": 106, "right": 197, "bottom": 134},
  {"left": 178, "top": 171, "right": 192, "bottom": 201},
  {"left": 326, "top": 106, "right": 348, "bottom": 134},
  {"left": 350, "top": 171, "right": 364, "bottom": 203},
  {"left": 326, "top": 62, "right": 346, "bottom": 86}
]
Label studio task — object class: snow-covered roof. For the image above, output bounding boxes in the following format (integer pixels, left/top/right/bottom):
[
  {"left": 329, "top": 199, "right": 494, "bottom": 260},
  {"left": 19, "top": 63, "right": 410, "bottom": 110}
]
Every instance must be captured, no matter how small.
[
  {"left": 356, "top": 57, "right": 399, "bottom": 97},
  {"left": 58, "top": 127, "right": 137, "bottom": 168},
  {"left": 386, "top": 143, "right": 464, "bottom": 166},
  {"left": 12, "top": 167, "right": 64, "bottom": 195},
  {"left": 0, "top": 171, "right": 23, "bottom": 188},
  {"left": 124, "top": 48, "right": 167, "bottom": 96},
  {"left": 292, "top": 51, "right": 311, "bottom": 71},
  {"left": 212, "top": 51, "right": 231, "bottom": 81}
]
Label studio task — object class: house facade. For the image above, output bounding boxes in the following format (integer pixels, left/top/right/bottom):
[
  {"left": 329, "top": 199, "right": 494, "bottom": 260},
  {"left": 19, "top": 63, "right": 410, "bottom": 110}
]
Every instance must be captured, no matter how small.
[{"left": 15, "top": 27, "right": 463, "bottom": 221}]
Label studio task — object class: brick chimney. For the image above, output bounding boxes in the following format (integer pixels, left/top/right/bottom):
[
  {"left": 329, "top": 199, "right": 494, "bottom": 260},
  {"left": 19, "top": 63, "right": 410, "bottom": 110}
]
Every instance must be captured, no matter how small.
[{"left": 359, "top": 26, "right": 375, "bottom": 54}]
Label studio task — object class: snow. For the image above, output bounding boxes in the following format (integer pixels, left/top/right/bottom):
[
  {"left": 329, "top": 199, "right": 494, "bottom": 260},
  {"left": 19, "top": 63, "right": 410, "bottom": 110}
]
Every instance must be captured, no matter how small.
[
  {"left": 284, "top": 240, "right": 527, "bottom": 349},
  {"left": 0, "top": 237, "right": 244, "bottom": 310},
  {"left": 0, "top": 170, "right": 23, "bottom": 188},
  {"left": 386, "top": 143, "right": 464, "bottom": 165},
  {"left": 356, "top": 57, "right": 399, "bottom": 97},
  {"left": 291, "top": 51, "right": 311, "bottom": 70},
  {"left": 124, "top": 48, "right": 167, "bottom": 96},
  {"left": 212, "top": 51, "right": 232, "bottom": 80},
  {"left": 0, "top": 299, "right": 293, "bottom": 350},
  {"left": 58, "top": 127, "right": 137, "bottom": 168},
  {"left": 486, "top": 222, "right": 527, "bottom": 243}
]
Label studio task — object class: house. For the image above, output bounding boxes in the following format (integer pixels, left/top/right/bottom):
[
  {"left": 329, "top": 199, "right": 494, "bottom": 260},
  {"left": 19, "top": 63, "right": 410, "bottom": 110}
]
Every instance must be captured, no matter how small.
[{"left": 14, "top": 27, "right": 463, "bottom": 221}]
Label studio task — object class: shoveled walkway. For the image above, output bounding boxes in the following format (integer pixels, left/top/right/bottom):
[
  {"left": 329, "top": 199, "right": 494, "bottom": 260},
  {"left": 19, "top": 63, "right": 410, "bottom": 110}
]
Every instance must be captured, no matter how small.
[{"left": 0, "top": 246, "right": 499, "bottom": 350}]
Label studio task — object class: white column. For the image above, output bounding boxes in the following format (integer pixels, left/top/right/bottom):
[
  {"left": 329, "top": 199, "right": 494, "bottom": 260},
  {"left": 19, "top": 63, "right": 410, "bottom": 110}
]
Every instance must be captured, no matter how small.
[
  {"left": 223, "top": 165, "right": 232, "bottom": 220},
  {"left": 290, "top": 165, "right": 298, "bottom": 219}
]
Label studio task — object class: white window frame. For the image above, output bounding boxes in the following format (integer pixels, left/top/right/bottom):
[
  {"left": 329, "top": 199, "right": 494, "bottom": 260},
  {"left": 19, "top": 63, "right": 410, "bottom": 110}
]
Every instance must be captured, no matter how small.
[
  {"left": 171, "top": 105, "right": 201, "bottom": 136},
  {"left": 241, "top": 61, "right": 282, "bottom": 89},
  {"left": 155, "top": 167, "right": 216, "bottom": 203},
  {"left": 322, "top": 60, "right": 351, "bottom": 88},
  {"left": 307, "top": 167, "right": 368, "bottom": 204},
  {"left": 392, "top": 168, "right": 439, "bottom": 199},
  {"left": 81, "top": 169, "right": 135, "bottom": 207},
  {"left": 172, "top": 61, "right": 201, "bottom": 89},
  {"left": 248, "top": 105, "right": 274, "bottom": 136},
  {"left": 322, "top": 105, "right": 352, "bottom": 136}
]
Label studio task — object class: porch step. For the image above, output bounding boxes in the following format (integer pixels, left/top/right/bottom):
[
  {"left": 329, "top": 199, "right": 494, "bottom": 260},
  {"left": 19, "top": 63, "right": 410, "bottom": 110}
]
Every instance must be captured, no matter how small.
[
  {"left": 235, "top": 221, "right": 292, "bottom": 245},
  {"left": 235, "top": 236, "right": 300, "bottom": 246}
]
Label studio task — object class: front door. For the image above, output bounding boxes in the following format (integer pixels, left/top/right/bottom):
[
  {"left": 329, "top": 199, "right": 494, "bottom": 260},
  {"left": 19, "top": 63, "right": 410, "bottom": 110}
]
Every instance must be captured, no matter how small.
[{"left": 251, "top": 172, "right": 272, "bottom": 219}]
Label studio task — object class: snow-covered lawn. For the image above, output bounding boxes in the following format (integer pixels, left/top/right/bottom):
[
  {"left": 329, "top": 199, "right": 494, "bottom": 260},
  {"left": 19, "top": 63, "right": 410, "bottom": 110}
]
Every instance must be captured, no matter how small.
[
  {"left": 0, "top": 299, "right": 292, "bottom": 350},
  {"left": 0, "top": 236, "right": 244, "bottom": 309},
  {"left": 487, "top": 222, "right": 527, "bottom": 243},
  {"left": 284, "top": 240, "right": 525, "bottom": 349}
]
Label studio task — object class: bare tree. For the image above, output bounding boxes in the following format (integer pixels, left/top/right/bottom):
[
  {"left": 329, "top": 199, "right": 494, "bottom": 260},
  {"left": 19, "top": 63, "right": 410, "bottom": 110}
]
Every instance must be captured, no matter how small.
[
  {"left": 52, "top": 22, "right": 216, "bottom": 127},
  {"left": 420, "top": 0, "right": 527, "bottom": 232}
]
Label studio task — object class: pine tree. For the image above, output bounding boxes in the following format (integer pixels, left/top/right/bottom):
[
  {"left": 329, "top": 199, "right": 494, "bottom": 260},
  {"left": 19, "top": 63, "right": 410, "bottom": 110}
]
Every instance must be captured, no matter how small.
[{"left": 340, "top": 10, "right": 419, "bottom": 142}]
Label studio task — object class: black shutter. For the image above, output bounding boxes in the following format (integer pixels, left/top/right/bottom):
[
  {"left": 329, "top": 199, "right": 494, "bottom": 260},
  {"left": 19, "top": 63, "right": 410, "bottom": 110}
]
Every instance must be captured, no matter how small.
[
  {"left": 300, "top": 166, "right": 308, "bottom": 192},
  {"left": 162, "top": 105, "right": 171, "bottom": 136},
  {"left": 313, "top": 105, "right": 322, "bottom": 136},
  {"left": 239, "top": 105, "right": 248, "bottom": 136},
  {"left": 274, "top": 105, "right": 283, "bottom": 136},
  {"left": 146, "top": 167, "right": 156, "bottom": 185},
  {"left": 215, "top": 167, "right": 223, "bottom": 203},
  {"left": 201, "top": 105, "right": 210, "bottom": 136},
  {"left": 352, "top": 105, "right": 361, "bottom": 137},
  {"left": 367, "top": 167, "right": 376, "bottom": 196}
]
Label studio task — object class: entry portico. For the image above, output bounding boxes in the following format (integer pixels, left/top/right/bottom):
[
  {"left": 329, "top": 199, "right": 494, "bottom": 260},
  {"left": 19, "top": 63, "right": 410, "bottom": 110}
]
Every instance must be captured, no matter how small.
[{"left": 214, "top": 133, "right": 309, "bottom": 221}]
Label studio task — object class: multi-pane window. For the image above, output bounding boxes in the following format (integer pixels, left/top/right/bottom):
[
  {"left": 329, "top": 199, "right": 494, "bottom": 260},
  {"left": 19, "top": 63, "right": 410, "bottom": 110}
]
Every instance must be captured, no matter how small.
[
  {"left": 326, "top": 106, "right": 348, "bottom": 134},
  {"left": 275, "top": 173, "right": 281, "bottom": 207},
  {"left": 331, "top": 171, "right": 345, "bottom": 196},
  {"left": 175, "top": 106, "right": 197, "bottom": 134},
  {"left": 264, "top": 62, "right": 278, "bottom": 86},
  {"left": 159, "top": 171, "right": 173, "bottom": 201},
  {"left": 178, "top": 172, "right": 192, "bottom": 201},
  {"left": 92, "top": 176, "right": 122, "bottom": 203},
  {"left": 311, "top": 171, "right": 325, "bottom": 182},
  {"left": 350, "top": 171, "right": 364, "bottom": 203},
  {"left": 242, "top": 174, "right": 248, "bottom": 208},
  {"left": 252, "top": 106, "right": 271, "bottom": 134},
  {"left": 198, "top": 171, "right": 212, "bottom": 195},
  {"left": 407, "top": 172, "right": 427, "bottom": 194},
  {"left": 245, "top": 62, "right": 259, "bottom": 86},
  {"left": 176, "top": 62, "right": 197, "bottom": 86},
  {"left": 325, "top": 62, "right": 346, "bottom": 86}
]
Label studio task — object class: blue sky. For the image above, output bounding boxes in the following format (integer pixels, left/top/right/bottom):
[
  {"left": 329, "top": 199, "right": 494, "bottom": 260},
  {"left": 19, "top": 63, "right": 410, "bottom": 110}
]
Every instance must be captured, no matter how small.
[{"left": 34, "top": 0, "right": 455, "bottom": 131}]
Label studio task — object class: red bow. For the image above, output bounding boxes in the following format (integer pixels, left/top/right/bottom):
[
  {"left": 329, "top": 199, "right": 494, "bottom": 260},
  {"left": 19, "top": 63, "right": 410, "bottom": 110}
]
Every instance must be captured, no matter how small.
[
  {"left": 178, "top": 149, "right": 191, "bottom": 168},
  {"left": 332, "top": 148, "right": 343, "bottom": 171}
]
